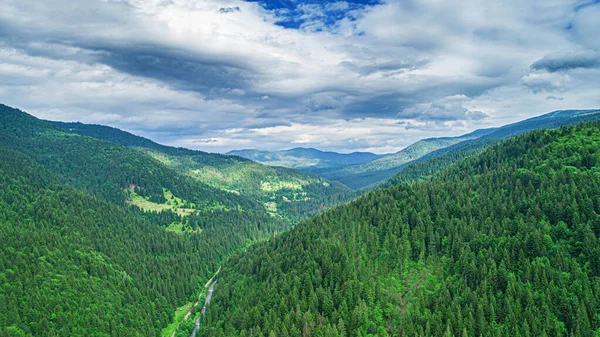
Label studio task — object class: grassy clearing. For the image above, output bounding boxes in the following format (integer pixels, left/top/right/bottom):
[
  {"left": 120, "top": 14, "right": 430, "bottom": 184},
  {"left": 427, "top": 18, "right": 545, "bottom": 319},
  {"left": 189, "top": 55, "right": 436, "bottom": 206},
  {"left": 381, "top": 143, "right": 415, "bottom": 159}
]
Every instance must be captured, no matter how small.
[
  {"left": 260, "top": 180, "right": 303, "bottom": 192},
  {"left": 264, "top": 201, "right": 278, "bottom": 216},
  {"left": 165, "top": 222, "right": 202, "bottom": 235},
  {"left": 161, "top": 302, "right": 192, "bottom": 337},
  {"left": 127, "top": 188, "right": 196, "bottom": 217}
]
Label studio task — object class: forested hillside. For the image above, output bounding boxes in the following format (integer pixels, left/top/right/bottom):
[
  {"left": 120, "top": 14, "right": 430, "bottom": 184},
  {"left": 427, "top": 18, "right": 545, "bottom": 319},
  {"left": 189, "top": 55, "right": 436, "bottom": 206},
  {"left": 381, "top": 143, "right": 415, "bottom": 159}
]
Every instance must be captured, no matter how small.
[
  {"left": 385, "top": 109, "right": 600, "bottom": 187},
  {"left": 313, "top": 109, "right": 600, "bottom": 191},
  {"left": 312, "top": 136, "right": 475, "bottom": 190},
  {"left": 52, "top": 121, "right": 354, "bottom": 223},
  {"left": 0, "top": 104, "right": 289, "bottom": 336},
  {"left": 1, "top": 106, "right": 258, "bottom": 211},
  {"left": 200, "top": 122, "right": 600, "bottom": 336}
]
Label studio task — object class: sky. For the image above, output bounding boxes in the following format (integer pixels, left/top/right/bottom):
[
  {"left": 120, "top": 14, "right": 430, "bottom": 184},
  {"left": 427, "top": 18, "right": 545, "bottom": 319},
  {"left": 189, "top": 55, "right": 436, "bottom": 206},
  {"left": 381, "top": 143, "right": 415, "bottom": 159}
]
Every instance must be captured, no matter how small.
[{"left": 0, "top": 0, "right": 599, "bottom": 154}]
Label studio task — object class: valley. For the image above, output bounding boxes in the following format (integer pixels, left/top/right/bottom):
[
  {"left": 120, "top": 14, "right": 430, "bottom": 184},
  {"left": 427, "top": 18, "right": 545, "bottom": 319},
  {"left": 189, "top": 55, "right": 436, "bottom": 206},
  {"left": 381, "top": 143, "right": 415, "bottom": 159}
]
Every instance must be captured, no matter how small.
[
  {"left": 199, "top": 121, "right": 600, "bottom": 337},
  {"left": 3, "top": 1, "right": 599, "bottom": 336},
  {"left": 52, "top": 121, "right": 355, "bottom": 223},
  {"left": 2, "top": 104, "right": 600, "bottom": 337}
]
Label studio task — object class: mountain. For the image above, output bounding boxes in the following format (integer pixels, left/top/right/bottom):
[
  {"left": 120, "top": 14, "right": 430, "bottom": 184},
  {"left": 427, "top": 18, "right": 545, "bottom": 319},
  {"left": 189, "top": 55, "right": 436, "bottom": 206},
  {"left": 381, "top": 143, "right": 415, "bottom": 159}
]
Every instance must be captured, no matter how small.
[
  {"left": 0, "top": 104, "right": 289, "bottom": 336},
  {"left": 312, "top": 132, "right": 490, "bottom": 190},
  {"left": 200, "top": 121, "right": 600, "bottom": 337},
  {"left": 385, "top": 109, "right": 600, "bottom": 187},
  {"left": 51, "top": 122, "right": 355, "bottom": 223},
  {"left": 314, "top": 109, "right": 600, "bottom": 190},
  {"left": 227, "top": 147, "right": 383, "bottom": 171}
]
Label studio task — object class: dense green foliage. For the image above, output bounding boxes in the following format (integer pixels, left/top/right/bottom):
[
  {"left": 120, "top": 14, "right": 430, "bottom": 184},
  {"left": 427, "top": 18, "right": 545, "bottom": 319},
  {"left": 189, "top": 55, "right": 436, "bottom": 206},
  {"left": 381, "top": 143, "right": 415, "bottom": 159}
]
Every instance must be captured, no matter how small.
[
  {"left": 383, "top": 139, "right": 496, "bottom": 187},
  {"left": 201, "top": 122, "right": 600, "bottom": 337},
  {"left": 0, "top": 105, "right": 289, "bottom": 336},
  {"left": 1, "top": 106, "right": 259, "bottom": 211},
  {"left": 137, "top": 148, "right": 354, "bottom": 223},
  {"left": 228, "top": 148, "right": 382, "bottom": 171},
  {"left": 53, "top": 122, "right": 355, "bottom": 223}
]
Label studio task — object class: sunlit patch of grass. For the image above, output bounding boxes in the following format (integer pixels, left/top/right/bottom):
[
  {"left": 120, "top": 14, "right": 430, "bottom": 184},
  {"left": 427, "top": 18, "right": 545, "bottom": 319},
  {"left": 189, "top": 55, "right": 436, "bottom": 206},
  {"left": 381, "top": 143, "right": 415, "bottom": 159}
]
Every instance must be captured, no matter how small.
[
  {"left": 165, "top": 222, "right": 202, "bottom": 235},
  {"left": 264, "top": 202, "right": 278, "bottom": 216},
  {"left": 260, "top": 180, "right": 303, "bottom": 192},
  {"left": 127, "top": 188, "right": 196, "bottom": 217},
  {"left": 161, "top": 302, "right": 192, "bottom": 337}
]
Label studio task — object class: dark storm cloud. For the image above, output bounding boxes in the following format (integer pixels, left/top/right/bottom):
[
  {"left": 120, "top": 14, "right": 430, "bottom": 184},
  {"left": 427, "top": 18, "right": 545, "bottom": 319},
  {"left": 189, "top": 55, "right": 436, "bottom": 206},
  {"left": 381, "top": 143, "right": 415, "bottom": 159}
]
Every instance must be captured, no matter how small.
[
  {"left": 91, "top": 45, "right": 256, "bottom": 96},
  {"left": 0, "top": 0, "right": 266, "bottom": 100},
  {"left": 343, "top": 94, "right": 416, "bottom": 118},
  {"left": 531, "top": 49, "right": 599, "bottom": 72},
  {"left": 219, "top": 6, "right": 241, "bottom": 13}
]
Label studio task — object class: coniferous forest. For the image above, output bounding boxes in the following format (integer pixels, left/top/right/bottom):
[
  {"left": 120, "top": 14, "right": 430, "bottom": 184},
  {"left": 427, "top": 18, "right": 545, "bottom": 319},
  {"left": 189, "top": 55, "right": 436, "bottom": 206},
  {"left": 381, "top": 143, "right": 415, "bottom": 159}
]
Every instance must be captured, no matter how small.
[
  {"left": 2, "top": 1, "right": 600, "bottom": 335},
  {"left": 0, "top": 105, "right": 291, "bottom": 336},
  {"left": 199, "top": 122, "right": 600, "bottom": 337},
  {"left": 2, "top": 102, "right": 600, "bottom": 337}
]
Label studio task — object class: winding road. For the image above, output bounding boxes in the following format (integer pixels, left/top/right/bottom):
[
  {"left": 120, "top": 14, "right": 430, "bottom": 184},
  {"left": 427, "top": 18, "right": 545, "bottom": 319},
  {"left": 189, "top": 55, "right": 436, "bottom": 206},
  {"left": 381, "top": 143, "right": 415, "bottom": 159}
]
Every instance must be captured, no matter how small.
[{"left": 189, "top": 280, "right": 216, "bottom": 337}]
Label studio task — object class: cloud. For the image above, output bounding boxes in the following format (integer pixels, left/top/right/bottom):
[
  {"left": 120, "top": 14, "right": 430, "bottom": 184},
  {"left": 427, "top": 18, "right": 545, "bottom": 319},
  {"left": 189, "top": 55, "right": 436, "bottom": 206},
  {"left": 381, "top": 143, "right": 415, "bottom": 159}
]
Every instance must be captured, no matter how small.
[
  {"left": 572, "top": 2, "right": 600, "bottom": 50},
  {"left": 184, "top": 116, "right": 478, "bottom": 154},
  {"left": 401, "top": 95, "right": 488, "bottom": 121},
  {"left": 521, "top": 71, "right": 570, "bottom": 93},
  {"left": 0, "top": 0, "right": 598, "bottom": 153},
  {"left": 219, "top": 6, "right": 241, "bottom": 14},
  {"left": 531, "top": 49, "right": 599, "bottom": 72},
  {"left": 306, "top": 92, "right": 346, "bottom": 111}
]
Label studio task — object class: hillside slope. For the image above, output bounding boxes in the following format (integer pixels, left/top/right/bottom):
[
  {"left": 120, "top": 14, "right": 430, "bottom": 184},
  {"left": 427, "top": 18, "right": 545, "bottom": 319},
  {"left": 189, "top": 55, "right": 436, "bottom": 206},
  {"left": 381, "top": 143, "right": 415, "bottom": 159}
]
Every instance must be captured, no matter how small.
[
  {"left": 52, "top": 122, "right": 354, "bottom": 223},
  {"left": 228, "top": 148, "right": 382, "bottom": 171},
  {"left": 386, "top": 109, "right": 600, "bottom": 186},
  {"left": 315, "top": 109, "right": 600, "bottom": 190},
  {"left": 0, "top": 104, "right": 289, "bottom": 336},
  {"left": 0, "top": 145, "right": 287, "bottom": 336},
  {"left": 201, "top": 122, "right": 600, "bottom": 337},
  {"left": 312, "top": 134, "right": 484, "bottom": 190},
  {"left": 1, "top": 105, "right": 258, "bottom": 211}
]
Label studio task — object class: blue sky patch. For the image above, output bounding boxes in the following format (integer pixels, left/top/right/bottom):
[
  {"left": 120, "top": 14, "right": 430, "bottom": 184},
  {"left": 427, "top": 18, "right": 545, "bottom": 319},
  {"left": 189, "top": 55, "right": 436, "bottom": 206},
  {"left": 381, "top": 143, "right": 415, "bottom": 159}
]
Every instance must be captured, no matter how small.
[{"left": 246, "top": 0, "right": 380, "bottom": 29}]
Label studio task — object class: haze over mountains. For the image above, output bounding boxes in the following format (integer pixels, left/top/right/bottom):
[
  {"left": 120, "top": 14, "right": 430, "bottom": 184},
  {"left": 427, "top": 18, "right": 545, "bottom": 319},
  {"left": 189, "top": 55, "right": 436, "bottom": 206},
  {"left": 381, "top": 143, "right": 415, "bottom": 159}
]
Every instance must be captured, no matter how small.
[
  {"left": 227, "top": 148, "right": 383, "bottom": 170},
  {"left": 228, "top": 109, "right": 600, "bottom": 190}
]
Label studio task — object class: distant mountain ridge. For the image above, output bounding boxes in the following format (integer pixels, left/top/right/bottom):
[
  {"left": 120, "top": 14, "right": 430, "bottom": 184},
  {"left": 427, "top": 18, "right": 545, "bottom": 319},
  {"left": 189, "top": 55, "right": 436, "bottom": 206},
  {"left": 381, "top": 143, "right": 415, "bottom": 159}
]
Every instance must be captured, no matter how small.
[
  {"left": 227, "top": 147, "right": 383, "bottom": 170},
  {"left": 311, "top": 132, "right": 487, "bottom": 190},
  {"left": 384, "top": 109, "right": 600, "bottom": 187},
  {"left": 312, "top": 109, "right": 600, "bottom": 190}
]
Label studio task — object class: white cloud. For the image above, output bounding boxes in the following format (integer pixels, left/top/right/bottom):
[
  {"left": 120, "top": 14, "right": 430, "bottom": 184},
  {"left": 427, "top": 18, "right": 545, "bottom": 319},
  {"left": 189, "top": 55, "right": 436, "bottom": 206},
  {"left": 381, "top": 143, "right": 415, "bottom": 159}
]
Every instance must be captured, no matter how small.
[
  {"left": 521, "top": 71, "right": 570, "bottom": 93},
  {"left": 0, "top": 0, "right": 598, "bottom": 153},
  {"left": 402, "top": 95, "right": 489, "bottom": 121}
]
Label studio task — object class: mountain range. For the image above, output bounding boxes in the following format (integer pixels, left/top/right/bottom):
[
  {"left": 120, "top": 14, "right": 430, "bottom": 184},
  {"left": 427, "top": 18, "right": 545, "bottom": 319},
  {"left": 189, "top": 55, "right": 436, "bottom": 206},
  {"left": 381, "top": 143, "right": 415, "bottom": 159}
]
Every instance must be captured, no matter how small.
[
  {"left": 2, "top": 103, "right": 600, "bottom": 336},
  {"left": 200, "top": 120, "right": 600, "bottom": 337},
  {"left": 227, "top": 148, "right": 383, "bottom": 170},
  {"left": 51, "top": 121, "right": 354, "bottom": 223},
  {"left": 231, "top": 109, "right": 600, "bottom": 190}
]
